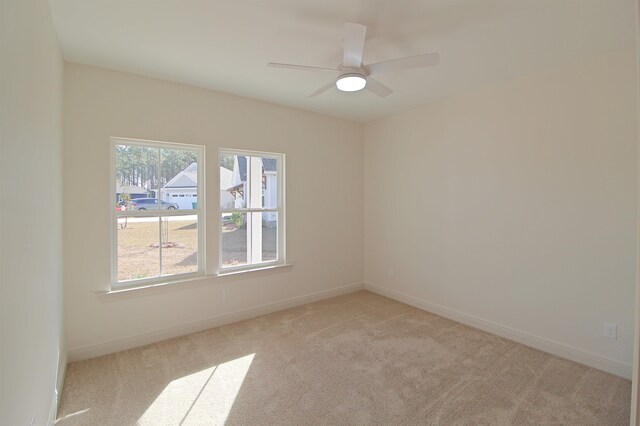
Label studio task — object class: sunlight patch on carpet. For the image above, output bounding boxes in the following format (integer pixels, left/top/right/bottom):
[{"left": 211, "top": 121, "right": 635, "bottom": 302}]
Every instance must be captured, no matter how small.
[
  {"left": 55, "top": 408, "right": 90, "bottom": 423},
  {"left": 137, "top": 353, "right": 255, "bottom": 425}
]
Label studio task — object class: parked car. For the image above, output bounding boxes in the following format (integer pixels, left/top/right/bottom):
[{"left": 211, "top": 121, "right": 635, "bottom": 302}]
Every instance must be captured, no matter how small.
[{"left": 131, "top": 198, "right": 179, "bottom": 210}]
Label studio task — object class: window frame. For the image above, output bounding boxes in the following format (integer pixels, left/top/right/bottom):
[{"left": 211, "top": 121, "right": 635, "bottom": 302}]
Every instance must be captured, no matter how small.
[
  {"left": 218, "top": 148, "right": 285, "bottom": 274},
  {"left": 110, "top": 137, "right": 206, "bottom": 290}
]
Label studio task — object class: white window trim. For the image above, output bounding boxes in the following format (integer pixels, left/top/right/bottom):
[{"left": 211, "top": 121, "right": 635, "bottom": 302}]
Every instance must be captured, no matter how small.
[
  {"left": 218, "top": 148, "right": 286, "bottom": 274},
  {"left": 110, "top": 137, "right": 206, "bottom": 290}
]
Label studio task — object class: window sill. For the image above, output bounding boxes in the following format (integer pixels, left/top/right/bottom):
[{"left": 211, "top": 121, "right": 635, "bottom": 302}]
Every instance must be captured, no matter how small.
[
  {"left": 97, "top": 263, "right": 294, "bottom": 300},
  {"left": 216, "top": 262, "right": 294, "bottom": 277},
  {"left": 99, "top": 274, "right": 207, "bottom": 298}
]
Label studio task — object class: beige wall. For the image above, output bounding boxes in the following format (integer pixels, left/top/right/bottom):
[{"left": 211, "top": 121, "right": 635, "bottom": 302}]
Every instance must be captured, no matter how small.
[
  {"left": 63, "top": 63, "right": 364, "bottom": 357},
  {"left": 0, "top": 0, "right": 65, "bottom": 424},
  {"left": 364, "top": 49, "right": 637, "bottom": 374}
]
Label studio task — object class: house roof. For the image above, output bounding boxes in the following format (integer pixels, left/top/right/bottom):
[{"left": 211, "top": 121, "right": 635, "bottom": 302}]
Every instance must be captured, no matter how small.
[
  {"left": 163, "top": 162, "right": 197, "bottom": 189},
  {"left": 237, "top": 157, "right": 277, "bottom": 182}
]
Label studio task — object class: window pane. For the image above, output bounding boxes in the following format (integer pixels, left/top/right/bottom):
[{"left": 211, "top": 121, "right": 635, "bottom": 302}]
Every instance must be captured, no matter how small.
[
  {"left": 115, "top": 145, "right": 158, "bottom": 209},
  {"left": 160, "top": 148, "right": 199, "bottom": 210},
  {"left": 261, "top": 212, "right": 278, "bottom": 262},
  {"left": 117, "top": 216, "right": 160, "bottom": 281},
  {"left": 161, "top": 215, "right": 198, "bottom": 276},
  {"left": 256, "top": 156, "right": 278, "bottom": 209},
  {"left": 221, "top": 212, "right": 247, "bottom": 268},
  {"left": 220, "top": 154, "right": 247, "bottom": 209},
  {"left": 218, "top": 150, "right": 283, "bottom": 272}
]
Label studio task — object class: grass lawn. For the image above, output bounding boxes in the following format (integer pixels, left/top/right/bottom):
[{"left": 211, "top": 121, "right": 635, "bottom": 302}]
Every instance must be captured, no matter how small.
[
  {"left": 116, "top": 216, "right": 277, "bottom": 281},
  {"left": 221, "top": 223, "right": 277, "bottom": 267},
  {"left": 117, "top": 217, "right": 197, "bottom": 281}
]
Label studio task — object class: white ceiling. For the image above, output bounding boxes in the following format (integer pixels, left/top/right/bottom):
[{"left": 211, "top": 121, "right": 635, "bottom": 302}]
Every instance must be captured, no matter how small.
[{"left": 49, "top": 0, "right": 635, "bottom": 123}]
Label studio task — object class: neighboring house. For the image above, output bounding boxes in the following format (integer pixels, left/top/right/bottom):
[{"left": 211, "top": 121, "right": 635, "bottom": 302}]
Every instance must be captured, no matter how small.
[
  {"left": 161, "top": 162, "right": 198, "bottom": 209},
  {"left": 161, "top": 162, "right": 237, "bottom": 210},
  {"left": 220, "top": 166, "right": 234, "bottom": 209},
  {"left": 115, "top": 183, "right": 149, "bottom": 203},
  {"left": 225, "top": 156, "right": 277, "bottom": 224},
  {"left": 165, "top": 158, "right": 277, "bottom": 217}
]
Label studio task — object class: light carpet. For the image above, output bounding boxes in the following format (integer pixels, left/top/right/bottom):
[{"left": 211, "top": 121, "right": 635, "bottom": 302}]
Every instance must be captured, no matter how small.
[{"left": 56, "top": 290, "right": 631, "bottom": 425}]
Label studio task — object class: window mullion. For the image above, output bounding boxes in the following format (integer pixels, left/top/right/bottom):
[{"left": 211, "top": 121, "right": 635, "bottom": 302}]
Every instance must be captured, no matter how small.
[
  {"left": 158, "top": 217, "right": 163, "bottom": 277},
  {"left": 157, "top": 147, "right": 163, "bottom": 276},
  {"left": 244, "top": 156, "right": 250, "bottom": 265},
  {"left": 220, "top": 208, "right": 278, "bottom": 214},
  {"left": 249, "top": 156, "right": 264, "bottom": 264}
]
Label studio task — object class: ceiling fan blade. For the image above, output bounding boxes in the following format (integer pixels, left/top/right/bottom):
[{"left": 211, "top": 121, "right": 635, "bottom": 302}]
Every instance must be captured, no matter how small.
[
  {"left": 268, "top": 63, "right": 340, "bottom": 73},
  {"left": 343, "top": 23, "right": 367, "bottom": 68},
  {"left": 365, "top": 52, "right": 440, "bottom": 76},
  {"left": 365, "top": 77, "right": 393, "bottom": 97},
  {"left": 308, "top": 82, "right": 335, "bottom": 98}
]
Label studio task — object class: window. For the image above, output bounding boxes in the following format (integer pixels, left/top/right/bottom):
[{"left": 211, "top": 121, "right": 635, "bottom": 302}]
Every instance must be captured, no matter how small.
[
  {"left": 219, "top": 149, "right": 284, "bottom": 272},
  {"left": 112, "top": 138, "right": 204, "bottom": 288}
]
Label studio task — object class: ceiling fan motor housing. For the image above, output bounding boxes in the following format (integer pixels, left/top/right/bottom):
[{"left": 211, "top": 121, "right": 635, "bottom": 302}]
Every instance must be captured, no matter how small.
[{"left": 338, "top": 66, "right": 367, "bottom": 79}]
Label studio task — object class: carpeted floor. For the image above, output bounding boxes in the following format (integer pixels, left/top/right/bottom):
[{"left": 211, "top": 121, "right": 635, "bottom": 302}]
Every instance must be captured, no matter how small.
[{"left": 56, "top": 290, "right": 631, "bottom": 425}]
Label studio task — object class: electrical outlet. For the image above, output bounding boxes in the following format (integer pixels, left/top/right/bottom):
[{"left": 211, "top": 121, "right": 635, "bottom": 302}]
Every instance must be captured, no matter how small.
[
  {"left": 604, "top": 322, "right": 617, "bottom": 340},
  {"left": 223, "top": 288, "right": 230, "bottom": 300}
]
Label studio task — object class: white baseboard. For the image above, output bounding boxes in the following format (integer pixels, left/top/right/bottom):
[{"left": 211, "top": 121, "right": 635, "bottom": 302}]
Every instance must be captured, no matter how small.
[
  {"left": 47, "top": 390, "right": 58, "bottom": 426},
  {"left": 46, "top": 348, "right": 68, "bottom": 425},
  {"left": 67, "top": 281, "right": 630, "bottom": 378},
  {"left": 54, "top": 348, "right": 67, "bottom": 421},
  {"left": 364, "top": 282, "right": 632, "bottom": 379},
  {"left": 67, "top": 282, "right": 364, "bottom": 362}
]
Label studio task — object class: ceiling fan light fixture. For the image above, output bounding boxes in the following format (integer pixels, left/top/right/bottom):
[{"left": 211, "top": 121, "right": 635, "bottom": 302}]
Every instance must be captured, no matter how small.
[
  {"left": 268, "top": 23, "right": 439, "bottom": 98},
  {"left": 336, "top": 74, "right": 367, "bottom": 92}
]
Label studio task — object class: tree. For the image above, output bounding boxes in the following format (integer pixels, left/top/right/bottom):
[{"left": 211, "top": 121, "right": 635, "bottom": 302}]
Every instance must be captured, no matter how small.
[
  {"left": 220, "top": 153, "right": 234, "bottom": 171},
  {"left": 115, "top": 144, "right": 198, "bottom": 193}
]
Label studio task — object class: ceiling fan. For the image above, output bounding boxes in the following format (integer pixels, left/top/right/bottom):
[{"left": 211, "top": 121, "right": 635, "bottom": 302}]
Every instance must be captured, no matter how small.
[{"left": 267, "top": 23, "right": 440, "bottom": 98}]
